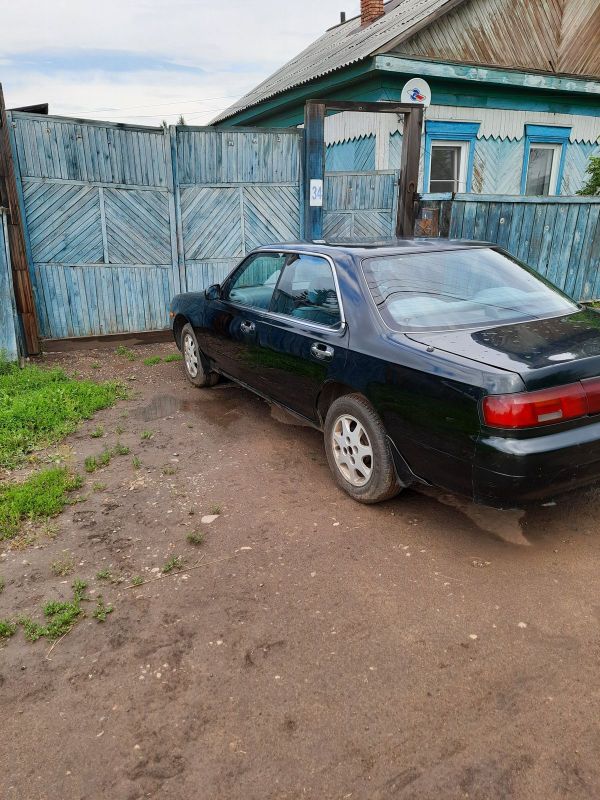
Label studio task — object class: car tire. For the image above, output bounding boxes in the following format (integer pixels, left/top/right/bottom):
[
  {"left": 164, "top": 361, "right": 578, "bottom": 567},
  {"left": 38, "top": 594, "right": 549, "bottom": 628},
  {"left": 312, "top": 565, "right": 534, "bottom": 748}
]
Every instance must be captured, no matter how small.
[
  {"left": 324, "top": 394, "right": 402, "bottom": 504},
  {"left": 181, "top": 323, "right": 219, "bottom": 388}
]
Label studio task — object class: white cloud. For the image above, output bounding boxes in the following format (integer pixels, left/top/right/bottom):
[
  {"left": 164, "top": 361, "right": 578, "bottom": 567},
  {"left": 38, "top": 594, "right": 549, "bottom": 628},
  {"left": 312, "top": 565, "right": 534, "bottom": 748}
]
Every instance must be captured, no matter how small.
[{"left": 1, "top": 0, "right": 361, "bottom": 124}]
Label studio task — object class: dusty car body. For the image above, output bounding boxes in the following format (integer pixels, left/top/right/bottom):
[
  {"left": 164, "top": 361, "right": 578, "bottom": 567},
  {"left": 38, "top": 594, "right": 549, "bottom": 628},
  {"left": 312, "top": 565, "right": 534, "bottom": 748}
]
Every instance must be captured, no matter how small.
[{"left": 170, "top": 240, "right": 600, "bottom": 508}]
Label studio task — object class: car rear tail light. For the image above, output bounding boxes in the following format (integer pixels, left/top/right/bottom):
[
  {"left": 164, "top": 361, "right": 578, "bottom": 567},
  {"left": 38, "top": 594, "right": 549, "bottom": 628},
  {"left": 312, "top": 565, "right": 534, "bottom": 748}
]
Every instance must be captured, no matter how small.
[
  {"left": 483, "top": 383, "right": 588, "bottom": 429},
  {"left": 581, "top": 377, "right": 600, "bottom": 415}
]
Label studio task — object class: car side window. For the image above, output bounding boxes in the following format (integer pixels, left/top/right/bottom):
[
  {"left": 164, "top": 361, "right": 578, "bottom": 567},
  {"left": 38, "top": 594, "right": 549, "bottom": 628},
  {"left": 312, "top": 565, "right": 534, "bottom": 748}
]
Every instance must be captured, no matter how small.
[
  {"left": 226, "top": 253, "right": 287, "bottom": 310},
  {"left": 270, "top": 254, "right": 341, "bottom": 327}
]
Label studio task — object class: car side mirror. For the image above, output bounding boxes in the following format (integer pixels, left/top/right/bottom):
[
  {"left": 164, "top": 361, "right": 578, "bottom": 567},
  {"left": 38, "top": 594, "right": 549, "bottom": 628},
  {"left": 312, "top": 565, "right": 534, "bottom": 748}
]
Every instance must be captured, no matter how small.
[{"left": 205, "top": 284, "right": 221, "bottom": 301}]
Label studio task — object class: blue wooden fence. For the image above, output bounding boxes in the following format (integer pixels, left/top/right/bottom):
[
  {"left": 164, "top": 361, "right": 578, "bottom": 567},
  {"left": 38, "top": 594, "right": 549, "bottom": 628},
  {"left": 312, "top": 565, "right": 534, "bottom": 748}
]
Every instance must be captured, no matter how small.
[
  {"left": 6, "top": 111, "right": 600, "bottom": 341},
  {"left": 9, "top": 113, "right": 302, "bottom": 339},
  {"left": 448, "top": 195, "right": 600, "bottom": 302},
  {"left": 0, "top": 209, "right": 19, "bottom": 360}
]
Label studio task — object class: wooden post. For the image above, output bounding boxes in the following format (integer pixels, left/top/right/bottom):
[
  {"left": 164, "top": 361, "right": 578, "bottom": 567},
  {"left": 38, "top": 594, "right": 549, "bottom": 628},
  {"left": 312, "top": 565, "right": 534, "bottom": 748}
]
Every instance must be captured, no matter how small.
[
  {"left": 303, "top": 101, "right": 326, "bottom": 241},
  {"left": 0, "top": 84, "right": 40, "bottom": 354},
  {"left": 396, "top": 106, "right": 424, "bottom": 238}
]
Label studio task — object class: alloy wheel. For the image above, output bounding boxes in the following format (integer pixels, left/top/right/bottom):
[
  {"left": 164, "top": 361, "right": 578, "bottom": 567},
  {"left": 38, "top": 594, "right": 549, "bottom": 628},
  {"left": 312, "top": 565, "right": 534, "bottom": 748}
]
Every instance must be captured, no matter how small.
[
  {"left": 331, "top": 414, "right": 373, "bottom": 487},
  {"left": 183, "top": 333, "right": 199, "bottom": 378}
]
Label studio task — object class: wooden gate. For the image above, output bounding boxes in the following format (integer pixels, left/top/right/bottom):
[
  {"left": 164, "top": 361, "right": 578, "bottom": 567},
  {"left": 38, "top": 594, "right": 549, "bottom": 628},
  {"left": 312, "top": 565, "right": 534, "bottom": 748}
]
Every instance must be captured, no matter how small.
[
  {"left": 324, "top": 171, "right": 400, "bottom": 240},
  {"left": 9, "top": 114, "right": 303, "bottom": 341},
  {"left": 173, "top": 128, "right": 302, "bottom": 293}
]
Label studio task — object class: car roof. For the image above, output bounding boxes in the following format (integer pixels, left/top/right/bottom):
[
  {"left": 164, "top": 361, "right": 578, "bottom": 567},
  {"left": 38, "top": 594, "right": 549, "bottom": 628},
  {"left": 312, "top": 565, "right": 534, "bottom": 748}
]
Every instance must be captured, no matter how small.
[{"left": 254, "top": 238, "right": 494, "bottom": 258}]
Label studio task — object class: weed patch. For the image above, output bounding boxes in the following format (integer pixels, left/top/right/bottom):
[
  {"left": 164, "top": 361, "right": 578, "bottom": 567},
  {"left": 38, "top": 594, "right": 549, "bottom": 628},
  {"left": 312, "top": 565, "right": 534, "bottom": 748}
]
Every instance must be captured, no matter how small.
[
  {"left": 18, "top": 579, "right": 92, "bottom": 642},
  {"left": 116, "top": 346, "right": 136, "bottom": 361},
  {"left": 51, "top": 552, "right": 75, "bottom": 576},
  {"left": 187, "top": 531, "right": 204, "bottom": 546},
  {"left": 164, "top": 354, "right": 183, "bottom": 363},
  {"left": 0, "top": 619, "right": 16, "bottom": 639},
  {"left": 131, "top": 575, "right": 143, "bottom": 586},
  {"left": 114, "top": 442, "right": 130, "bottom": 456},
  {"left": 141, "top": 430, "right": 153, "bottom": 440},
  {"left": 0, "top": 361, "right": 124, "bottom": 468},
  {"left": 91, "top": 425, "right": 104, "bottom": 439},
  {"left": 0, "top": 468, "right": 83, "bottom": 540},
  {"left": 143, "top": 356, "right": 162, "bottom": 366},
  {"left": 132, "top": 456, "right": 141, "bottom": 470},
  {"left": 92, "top": 595, "right": 113, "bottom": 622},
  {"left": 162, "top": 556, "right": 184, "bottom": 574}
]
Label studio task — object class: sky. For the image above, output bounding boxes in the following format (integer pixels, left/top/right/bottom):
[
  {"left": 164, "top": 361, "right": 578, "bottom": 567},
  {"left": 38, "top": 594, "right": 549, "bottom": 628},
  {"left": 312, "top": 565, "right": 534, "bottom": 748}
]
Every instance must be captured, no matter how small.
[{"left": 0, "top": 0, "right": 361, "bottom": 126}]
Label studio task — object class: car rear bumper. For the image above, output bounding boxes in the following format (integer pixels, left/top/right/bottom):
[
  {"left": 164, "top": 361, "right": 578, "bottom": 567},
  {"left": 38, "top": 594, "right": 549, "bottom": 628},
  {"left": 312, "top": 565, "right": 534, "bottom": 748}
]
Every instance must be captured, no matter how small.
[{"left": 473, "top": 419, "right": 600, "bottom": 507}]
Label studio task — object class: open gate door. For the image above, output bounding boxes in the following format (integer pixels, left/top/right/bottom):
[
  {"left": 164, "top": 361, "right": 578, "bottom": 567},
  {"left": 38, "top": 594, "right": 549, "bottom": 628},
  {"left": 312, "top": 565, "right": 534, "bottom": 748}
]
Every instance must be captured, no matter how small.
[{"left": 303, "top": 99, "right": 424, "bottom": 241}]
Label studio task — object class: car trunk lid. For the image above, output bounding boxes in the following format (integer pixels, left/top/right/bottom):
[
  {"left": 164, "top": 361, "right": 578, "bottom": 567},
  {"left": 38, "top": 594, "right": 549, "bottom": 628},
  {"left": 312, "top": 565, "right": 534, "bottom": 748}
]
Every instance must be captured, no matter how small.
[{"left": 406, "top": 309, "right": 600, "bottom": 390}]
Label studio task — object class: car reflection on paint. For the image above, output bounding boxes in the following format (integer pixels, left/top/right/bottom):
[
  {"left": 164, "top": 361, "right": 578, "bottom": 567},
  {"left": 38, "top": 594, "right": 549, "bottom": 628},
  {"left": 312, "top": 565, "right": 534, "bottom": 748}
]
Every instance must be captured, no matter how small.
[{"left": 170, "top": 239, "right": 600, "bottom": 509}]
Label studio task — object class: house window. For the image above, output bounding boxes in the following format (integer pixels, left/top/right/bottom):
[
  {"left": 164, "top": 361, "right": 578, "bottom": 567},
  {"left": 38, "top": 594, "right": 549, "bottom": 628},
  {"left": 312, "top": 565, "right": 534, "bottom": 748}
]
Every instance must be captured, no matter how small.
[
  {"left": 521, "top": 125, "right": 571, "bottom": 196},
  {"left": 429, "top": 141, "right": 469, "bottom": 193},
  {"left": 424, "top": 121, "right": 480, "bottom": 194}
]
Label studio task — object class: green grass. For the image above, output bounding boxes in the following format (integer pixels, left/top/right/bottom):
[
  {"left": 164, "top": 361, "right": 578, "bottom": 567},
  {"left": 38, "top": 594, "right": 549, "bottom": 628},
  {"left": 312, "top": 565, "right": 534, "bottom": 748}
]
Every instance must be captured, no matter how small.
[
  {"left": 115, "top": 345, "right": 136, "bottom": 361},
  {"left": 131, "top": 575, "right": 143, "bottom": 586},
  {"left": 164, "top": 354, "right": 183, "bottom": 363},
  {"left": 141, "top": 430, "right": 153, "bottom": 440},
  {"left": 143, "top": 356, "right": 162, "bottom": 366},
  {"left": 92, "top": 482, "right": 107, "bottom": 492},
  {"left": 162, "top": 555, "right": 184, "bottom": 574},
  {"left": 92, "top": 595, "right": 113, "bottom": 622},
  {"left": 90, "top": 425, "right": 104, "bottom": 439},
  {"left": 132, "top": 456, "right": 141, "bottom": 470},
  {"left": 113, "top": 442, "right": 130, "bottom": 456},
  {"left": 18, "top": 579, "right": 89, "bottom": 642},
  {"left": 0, "top": 468, "right": 83, "bottom": 540},
  {"left": 0, "top": 619, "right": 16, "bottom": 639},
  {"left": 0, "top": 360, "right": 124, "bottom": 469},
  {"left": 85, "top": 448, "right": 112, "bottom": 473},
  {"left": 51, "top": 553, "right": 75, "bottom": 576},
  {"left": 186, "top": 531, "right": 204, "bottom": 546},
  {"left": 96, "top": 568, "right": 111, "bottom": 580}
]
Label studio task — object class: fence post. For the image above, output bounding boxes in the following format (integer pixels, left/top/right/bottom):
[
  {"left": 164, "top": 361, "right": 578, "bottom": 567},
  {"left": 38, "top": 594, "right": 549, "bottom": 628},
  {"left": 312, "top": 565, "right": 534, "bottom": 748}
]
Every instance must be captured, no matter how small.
[
  {"left": 303, "top": 101, "right": 326, "bottom": 241},
  {"left": 396, "top": 107, "right": 424, "bottom": 238},
  {"left": 0, "top": 85, "right": 40, "bottom": 354}
]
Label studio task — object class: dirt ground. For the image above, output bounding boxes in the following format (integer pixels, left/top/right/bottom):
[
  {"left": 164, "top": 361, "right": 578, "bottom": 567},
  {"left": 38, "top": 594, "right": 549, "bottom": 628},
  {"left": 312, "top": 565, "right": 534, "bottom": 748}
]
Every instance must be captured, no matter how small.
[{"left": 2, "top": 341, "right": 600, "bottom": 800}]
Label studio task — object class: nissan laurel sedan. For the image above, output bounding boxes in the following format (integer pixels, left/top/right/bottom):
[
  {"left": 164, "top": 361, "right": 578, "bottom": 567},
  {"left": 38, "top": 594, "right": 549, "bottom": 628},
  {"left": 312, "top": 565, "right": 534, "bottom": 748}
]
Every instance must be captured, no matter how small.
[{"left": 169, "top": 240, "right": 600, "bottom": 509}]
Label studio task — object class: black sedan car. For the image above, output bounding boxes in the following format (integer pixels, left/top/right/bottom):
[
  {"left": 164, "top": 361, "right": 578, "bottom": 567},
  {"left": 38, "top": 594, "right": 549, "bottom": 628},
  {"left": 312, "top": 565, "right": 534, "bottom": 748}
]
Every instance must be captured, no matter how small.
[{"left": 170, "top": 240, "right": 600, "bottom": 508}]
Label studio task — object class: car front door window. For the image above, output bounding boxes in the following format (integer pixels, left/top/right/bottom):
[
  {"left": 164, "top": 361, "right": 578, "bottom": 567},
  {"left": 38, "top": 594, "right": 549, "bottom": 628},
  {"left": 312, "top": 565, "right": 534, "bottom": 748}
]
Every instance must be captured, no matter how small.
[{"left": 227, "top": 253, "right": 287, "bottom": 310}]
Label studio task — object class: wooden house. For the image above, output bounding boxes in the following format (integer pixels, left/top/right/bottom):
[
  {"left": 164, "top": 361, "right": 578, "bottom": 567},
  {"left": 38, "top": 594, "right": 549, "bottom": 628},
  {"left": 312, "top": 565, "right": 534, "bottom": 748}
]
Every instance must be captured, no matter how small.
[{"left": 213, "top": 0, "right": 600, "bottom": 195}]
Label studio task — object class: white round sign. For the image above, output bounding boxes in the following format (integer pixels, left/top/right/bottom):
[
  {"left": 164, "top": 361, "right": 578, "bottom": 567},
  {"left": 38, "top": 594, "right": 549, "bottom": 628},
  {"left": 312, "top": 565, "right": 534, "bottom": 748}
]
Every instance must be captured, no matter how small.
[{"left": 401, "top": 78, "right": 432, "bottom": 107}]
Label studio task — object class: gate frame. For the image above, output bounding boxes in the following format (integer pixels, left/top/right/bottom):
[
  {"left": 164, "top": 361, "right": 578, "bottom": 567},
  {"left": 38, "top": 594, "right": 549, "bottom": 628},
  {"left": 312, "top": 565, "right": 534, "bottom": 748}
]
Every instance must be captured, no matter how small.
[
  {"left": 0, "top": 86, "right": 40, "bottom": 354},
  {"left": 303, "top": 99, "right": 424, "bottom": 240}
]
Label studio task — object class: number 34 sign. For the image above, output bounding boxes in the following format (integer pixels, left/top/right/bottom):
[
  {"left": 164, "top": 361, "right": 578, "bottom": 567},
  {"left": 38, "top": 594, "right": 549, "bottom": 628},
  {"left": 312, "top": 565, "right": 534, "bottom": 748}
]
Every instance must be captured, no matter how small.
[{"left": 309, "top": 179, "right": 323, "bottom": 207}]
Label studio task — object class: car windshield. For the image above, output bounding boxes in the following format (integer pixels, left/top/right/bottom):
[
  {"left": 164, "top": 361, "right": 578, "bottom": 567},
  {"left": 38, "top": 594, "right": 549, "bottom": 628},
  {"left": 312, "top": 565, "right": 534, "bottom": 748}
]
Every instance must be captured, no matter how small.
[{"left": 362, "top": 248, "right": 578, "bottom": 331}]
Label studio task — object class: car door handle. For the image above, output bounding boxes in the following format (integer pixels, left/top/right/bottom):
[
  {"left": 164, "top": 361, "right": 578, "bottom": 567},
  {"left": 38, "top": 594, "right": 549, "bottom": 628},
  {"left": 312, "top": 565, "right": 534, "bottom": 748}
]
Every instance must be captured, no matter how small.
[
  {"left": 240, "top": 320, "right": 255, "bottom": 335},
  {"left": 311, "top": 342, "right": 334, "bottom": 362}
]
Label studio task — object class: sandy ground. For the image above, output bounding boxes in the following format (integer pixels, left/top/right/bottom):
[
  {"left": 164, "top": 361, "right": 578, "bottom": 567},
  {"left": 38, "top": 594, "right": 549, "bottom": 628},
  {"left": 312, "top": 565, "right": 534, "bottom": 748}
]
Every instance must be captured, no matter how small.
[{"left": 2, "top": 341, "right": 600, "bottom": 800}]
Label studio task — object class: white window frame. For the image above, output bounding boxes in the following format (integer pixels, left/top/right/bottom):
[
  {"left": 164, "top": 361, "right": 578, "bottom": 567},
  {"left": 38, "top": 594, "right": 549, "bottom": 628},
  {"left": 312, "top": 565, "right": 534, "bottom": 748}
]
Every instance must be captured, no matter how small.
[
  {"left": 525, "top": 142, "right": 562, "bottom": 196},
  {"left": 428, "top": 140, "right": 469, "bottom": 194}
]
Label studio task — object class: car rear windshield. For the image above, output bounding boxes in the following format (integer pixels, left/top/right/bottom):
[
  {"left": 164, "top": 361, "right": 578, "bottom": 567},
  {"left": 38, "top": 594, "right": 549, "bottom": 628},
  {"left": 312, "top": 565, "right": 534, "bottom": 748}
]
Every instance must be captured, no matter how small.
[{"left": 362, "top": 248, "right": 578, "bottom": 331}]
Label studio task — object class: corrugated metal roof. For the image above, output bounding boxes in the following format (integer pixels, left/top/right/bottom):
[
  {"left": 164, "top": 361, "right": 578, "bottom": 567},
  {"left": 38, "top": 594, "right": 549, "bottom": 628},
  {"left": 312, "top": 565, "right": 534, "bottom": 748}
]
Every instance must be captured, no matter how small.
[{"left": 212, "top": 0, "right": 462, "bottom": 123}]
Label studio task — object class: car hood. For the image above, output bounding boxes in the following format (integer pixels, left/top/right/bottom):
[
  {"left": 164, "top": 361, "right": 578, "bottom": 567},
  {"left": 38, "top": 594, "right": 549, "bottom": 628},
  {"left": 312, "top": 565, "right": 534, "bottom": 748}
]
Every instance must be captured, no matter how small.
[{"left": 406, "top": 309, "right": 600, "bottom": 390}]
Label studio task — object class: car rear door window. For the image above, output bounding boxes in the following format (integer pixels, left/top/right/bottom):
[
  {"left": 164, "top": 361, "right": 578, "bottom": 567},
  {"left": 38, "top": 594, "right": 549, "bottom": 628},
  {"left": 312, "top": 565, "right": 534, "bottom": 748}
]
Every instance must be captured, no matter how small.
[
  {"left": 270, "top": 254, "right": 341, "bottom": 328},
  {"left": 227, "top": 253, "right": 287, "bottom": 310}
]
